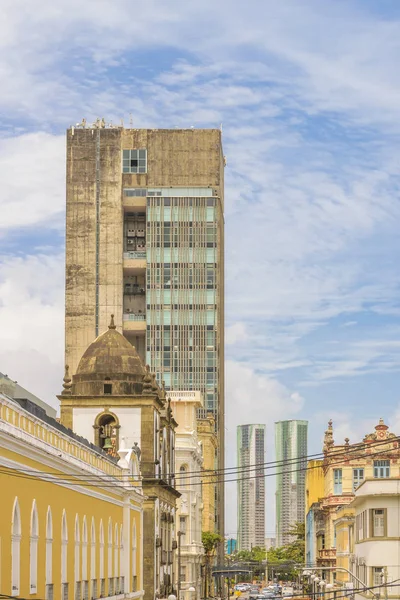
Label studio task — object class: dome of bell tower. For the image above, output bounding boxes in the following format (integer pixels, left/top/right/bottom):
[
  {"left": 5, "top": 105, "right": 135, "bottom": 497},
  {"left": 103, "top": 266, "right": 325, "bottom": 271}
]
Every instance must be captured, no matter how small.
[{"left": 71, "top": 315, "right": 149, "bottom": 396}]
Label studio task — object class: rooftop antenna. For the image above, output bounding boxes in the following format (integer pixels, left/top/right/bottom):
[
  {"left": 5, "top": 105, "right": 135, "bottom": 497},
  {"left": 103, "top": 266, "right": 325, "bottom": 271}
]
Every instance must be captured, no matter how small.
[
  {"left": 220, "top": 123, "right": 223, "bottom": 133},
  {"left": 120, "top": 118, "right": 124, "bottom": 128},
  {"left": 129, "top": 113, "right": 133, "bottom": 128}
]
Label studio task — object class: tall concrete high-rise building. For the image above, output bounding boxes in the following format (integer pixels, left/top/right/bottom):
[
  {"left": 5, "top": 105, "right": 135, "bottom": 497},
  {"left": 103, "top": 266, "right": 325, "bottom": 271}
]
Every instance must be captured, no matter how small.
[
  {"left": 275, "top": 420, "right": 308, "bottom": 546},
  {"left": 65, "top": 123, "right": 225, "bottom": 536},
  {"left": 237, "top": 424, "right": 265, "bottom": 550}
]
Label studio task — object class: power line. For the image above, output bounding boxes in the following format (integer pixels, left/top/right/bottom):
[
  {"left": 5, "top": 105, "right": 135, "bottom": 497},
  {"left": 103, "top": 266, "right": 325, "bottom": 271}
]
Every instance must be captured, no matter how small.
[
  {"left": 0, "top": 442, "right": 396, "bottom": 490},
  {"left": 2, "top": 432, "right": 397, "bottom": 483}
]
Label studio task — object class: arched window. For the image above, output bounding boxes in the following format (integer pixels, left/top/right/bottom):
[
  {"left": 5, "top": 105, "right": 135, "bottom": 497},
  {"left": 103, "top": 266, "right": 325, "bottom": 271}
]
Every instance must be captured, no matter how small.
[
  {"left": 119, "top": 525, "right": 123, "bottom": 581},
  {"left": 114, "top": 525, "right": 119, "bottom": 579},
  {"left": 61, "top": 511, "right": 68, "bottom": 584},
  {"left": 132, "top": 521, "right": 137, "bottom": 592},
  {"left": 108, "top": 519, "right": 113, "bottom": 578},
  {"left": 75, "top": 515, "right": 80, "bottom": 583},
  {"left": 90, "top": 518, "right": 96, "bottom": 595},
  {"left": 11, "top": 498, "right": 21, "bottom": 596},
  {"left": 99, "top": 520, "right": 104, "bottom": 579},
  {"left": 46, "top": 507, "right": 53, "bottom": 586},
  {"left": 82, "top": 517, "right": 88, "bottom": 582},
  {"left": 30, "top": 500, "right": 39, "bottom": 593}
]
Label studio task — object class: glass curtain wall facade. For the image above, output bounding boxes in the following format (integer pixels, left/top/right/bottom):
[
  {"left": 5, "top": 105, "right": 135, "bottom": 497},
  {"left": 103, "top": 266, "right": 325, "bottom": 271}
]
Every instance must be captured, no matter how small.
[
  {"left": 275, "top": 420, "right": 308, "bottom": 546},
  {"left": 146, "top": 189, "right": 219, "bottom": 416},
  {"left": 237, "top": 424, "right": 265, "bottom": 550}
]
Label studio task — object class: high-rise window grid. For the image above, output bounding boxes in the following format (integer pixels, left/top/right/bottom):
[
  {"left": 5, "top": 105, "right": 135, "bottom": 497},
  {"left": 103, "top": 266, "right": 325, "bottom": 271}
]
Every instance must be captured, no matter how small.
[
  {"left": 145, "top": 194, "right": 220, "bottom": 419},
  {"left": 237, "top": 425, "right": 265, "bottom": 550}
]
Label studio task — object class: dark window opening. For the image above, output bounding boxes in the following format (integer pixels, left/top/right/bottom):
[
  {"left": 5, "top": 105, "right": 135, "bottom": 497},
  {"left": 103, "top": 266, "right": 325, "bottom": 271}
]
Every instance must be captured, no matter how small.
[{"left": 104, "top": 384, "right": 112, "bottom": 395}]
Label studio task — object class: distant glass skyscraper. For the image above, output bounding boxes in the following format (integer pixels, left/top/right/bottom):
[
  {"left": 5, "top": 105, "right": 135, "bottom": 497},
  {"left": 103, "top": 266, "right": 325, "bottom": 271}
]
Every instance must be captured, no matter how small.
[
  {"left": 275, "top": 420, "right": 308, "bottom": 546},
  {"left": 237, "top": 424, "right": 265, "bottom": 550}
]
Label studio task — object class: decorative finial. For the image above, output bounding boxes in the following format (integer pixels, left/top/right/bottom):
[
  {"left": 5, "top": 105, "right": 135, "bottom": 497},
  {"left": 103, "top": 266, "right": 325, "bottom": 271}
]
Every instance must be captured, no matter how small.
[
  {"left": 151, "top": 372, "right": 158, "bottom": 392},
  {"left": 109, "top": 314, "right": 116, "bottom": 330},
  {"left": 142, "top": 365, "right": 153, "bottom": 393},
  {"left": 344, "top": 437, "right": 350, "bottom": 447},
  {"left": 160, "top": 380, "right": 166, "bottom": 402},
  {"left": 62, "top": 365, "right": 72, "bottom": 396},
  {"left": 323, "top": 419, "right": 334, "bottom": 453},
  {"left": 379, "top": 417, "right": 384, "bottom": 425},
  {"left": 167, "top": 396, "right": 173, "bottom": 419}
]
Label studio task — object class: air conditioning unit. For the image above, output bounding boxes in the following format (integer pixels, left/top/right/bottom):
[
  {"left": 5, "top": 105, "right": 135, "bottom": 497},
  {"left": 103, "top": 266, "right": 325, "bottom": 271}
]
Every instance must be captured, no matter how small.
[
  {"left": 126, "top": 309, "right": 131, "bottom": 313},
  {"left": 127, "top": 239, "right": 134, "bottom": 245},
  {"left": 349, "top": 554, "right": 355, "bottom": 563}
]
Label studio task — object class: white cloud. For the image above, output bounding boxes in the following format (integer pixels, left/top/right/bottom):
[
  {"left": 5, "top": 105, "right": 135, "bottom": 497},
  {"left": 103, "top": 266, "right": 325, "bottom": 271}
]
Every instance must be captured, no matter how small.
[
  {"left": 225, "top": 322, "right": 248, "bottom": 346},
  {"left": 0, "top": 133, "right": 65, "bottom": 230},
  {"left": 0, "top": 253, "right": 64, "bottom": 408},
  {"left": 224, "top": 359, "right": 304, "bottom": 536}
]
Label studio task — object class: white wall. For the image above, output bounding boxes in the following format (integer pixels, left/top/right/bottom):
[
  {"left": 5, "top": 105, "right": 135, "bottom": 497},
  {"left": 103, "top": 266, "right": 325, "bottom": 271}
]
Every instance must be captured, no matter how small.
[{"left": 73, "top": 406, "right": 142, "bottom": 448}]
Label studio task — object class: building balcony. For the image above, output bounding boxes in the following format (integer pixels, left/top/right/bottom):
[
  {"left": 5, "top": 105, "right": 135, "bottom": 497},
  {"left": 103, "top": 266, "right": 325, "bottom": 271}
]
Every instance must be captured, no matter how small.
[
  {"left": 124, "top": 287, "right": 145, "bottom": 295},
  {"left": 123, "top": 196, "right": 146, "bottom": 211},
  {"left": 123, "top": 312, "right": 146, "bottom": 333},
  {"left": 318, "top": 548, "right": 336, "bottom": 561},
  {"left": 123, "top": 251, "right": 146, "bottom": 273}
]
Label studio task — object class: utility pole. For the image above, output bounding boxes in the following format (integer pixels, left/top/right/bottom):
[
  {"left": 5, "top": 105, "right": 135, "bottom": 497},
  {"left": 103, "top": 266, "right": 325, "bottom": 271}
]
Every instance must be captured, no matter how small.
[{"left": 177, "top": 531, "right": 183, "bottom": 600}]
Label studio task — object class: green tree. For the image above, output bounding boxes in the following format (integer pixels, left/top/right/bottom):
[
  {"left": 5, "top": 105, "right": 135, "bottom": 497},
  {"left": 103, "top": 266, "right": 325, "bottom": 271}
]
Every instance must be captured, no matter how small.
[
  {"left": 251, "top": 546, "right": 267, "bottom": 563},
  {"left": 202, "top": 532, "right": 223, "bottom": 597},
  {"left": 266, "top": 522, "right": 305, "bottom": 580}
]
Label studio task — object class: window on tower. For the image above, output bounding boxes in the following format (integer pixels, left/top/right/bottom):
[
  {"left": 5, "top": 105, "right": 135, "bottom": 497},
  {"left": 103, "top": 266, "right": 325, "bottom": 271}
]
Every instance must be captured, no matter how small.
[{"left": 122, "top": 149, "right": 147, "bottom": 174}]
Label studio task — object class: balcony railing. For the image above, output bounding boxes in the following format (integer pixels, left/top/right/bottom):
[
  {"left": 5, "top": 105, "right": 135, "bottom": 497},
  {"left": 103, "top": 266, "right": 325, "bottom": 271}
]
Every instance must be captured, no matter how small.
[
  {"left": 91, "top": 579, "right": 97, "bottom": 600},
  {"left": 124, "top": 251, "right": 146, "bottom": 259},
  {"left": 123, "top": 313, "right": 146, "bottom": 321},
  {"left": 318, "top": 548, "right": 336, "bottom": 560},
  {"left": 100, "top": 579, "right": 105, "bottom": 598},
  {"left": 119, "top": 577, "right": 125, "bottom": 594},
  {"left": 132, "top": 576, "right": 137, "bottom": 593},
  {"left": 124, "top": 287, "right": 145, "bottom": 295}
]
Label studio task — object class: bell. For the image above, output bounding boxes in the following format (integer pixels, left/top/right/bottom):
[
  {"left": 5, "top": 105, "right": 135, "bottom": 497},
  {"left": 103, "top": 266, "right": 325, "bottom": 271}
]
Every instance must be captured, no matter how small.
[{"left": 102, "top": 437, "right": 113, "bottom": 450}]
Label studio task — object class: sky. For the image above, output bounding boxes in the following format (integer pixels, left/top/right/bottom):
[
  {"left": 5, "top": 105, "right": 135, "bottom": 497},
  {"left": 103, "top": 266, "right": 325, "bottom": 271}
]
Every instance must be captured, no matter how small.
[{"left": 2, "top": 0, "right": 400, "bottom": 538}]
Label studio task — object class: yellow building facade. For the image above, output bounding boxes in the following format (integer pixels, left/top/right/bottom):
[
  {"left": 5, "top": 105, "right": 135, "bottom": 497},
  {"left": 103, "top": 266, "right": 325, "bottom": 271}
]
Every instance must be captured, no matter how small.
[
  {"left": 307, "top": 418, "right": 400, "bottom": 584},
  {"left": 0, "top": 391, "right": 143, "bottom": 600},
  {"left": 197, "top": 414, "right": 218, "bottom": 533},
  {"left": 306, "top": 459, "right": 324, "bottom": 513},
  {"left": 333, "top": 505, "right": 355, "bottom": 584}
]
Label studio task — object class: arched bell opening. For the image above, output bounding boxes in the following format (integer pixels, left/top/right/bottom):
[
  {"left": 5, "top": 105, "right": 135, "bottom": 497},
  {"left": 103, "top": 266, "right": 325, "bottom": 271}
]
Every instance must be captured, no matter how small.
[{"left": 93, "top": 410, "right": 120, "bottom": 456}]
